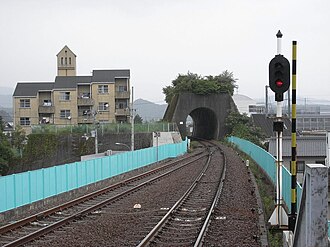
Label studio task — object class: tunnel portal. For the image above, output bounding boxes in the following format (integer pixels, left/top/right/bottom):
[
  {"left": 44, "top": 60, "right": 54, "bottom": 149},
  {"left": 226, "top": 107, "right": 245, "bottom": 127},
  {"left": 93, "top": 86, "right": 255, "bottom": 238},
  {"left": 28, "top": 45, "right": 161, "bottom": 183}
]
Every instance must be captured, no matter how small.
[
  {"left": 189, "top": 107, "right": 217, "bottom": 140},
  {"left": 163, "top": 93, "right": 238, "bottom": 140}
]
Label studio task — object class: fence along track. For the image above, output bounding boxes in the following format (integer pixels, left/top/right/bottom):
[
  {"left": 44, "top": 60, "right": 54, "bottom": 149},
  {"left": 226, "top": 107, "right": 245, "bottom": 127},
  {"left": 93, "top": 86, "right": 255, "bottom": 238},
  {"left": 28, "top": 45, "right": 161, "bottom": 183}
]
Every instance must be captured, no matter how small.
[
  {"left": 0, "top": 150, "right": 208, "bottom": 247},
  {"left": 137, "top": 141, "right": 226, "bottom": 246}
]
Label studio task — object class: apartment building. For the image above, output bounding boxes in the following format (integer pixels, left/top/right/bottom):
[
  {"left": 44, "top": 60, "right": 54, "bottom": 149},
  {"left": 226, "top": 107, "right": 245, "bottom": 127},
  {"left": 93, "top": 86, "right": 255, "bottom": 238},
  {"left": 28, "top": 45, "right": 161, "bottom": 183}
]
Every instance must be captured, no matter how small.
[{"left": 13, "top": 46, "right": 130, "bottom": 134}]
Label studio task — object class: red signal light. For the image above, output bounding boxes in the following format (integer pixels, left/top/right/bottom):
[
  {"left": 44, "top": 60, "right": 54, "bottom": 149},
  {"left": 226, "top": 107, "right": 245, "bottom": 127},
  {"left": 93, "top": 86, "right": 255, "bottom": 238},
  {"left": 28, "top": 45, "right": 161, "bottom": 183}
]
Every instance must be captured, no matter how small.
[{"left": 276, "top": 80, "right": 283, "bottom": 87}]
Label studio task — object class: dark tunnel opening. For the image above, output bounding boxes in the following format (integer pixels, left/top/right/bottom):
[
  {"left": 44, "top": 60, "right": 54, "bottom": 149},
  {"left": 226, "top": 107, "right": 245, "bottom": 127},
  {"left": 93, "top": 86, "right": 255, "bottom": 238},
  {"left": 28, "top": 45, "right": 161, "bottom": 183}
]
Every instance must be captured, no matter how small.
[{"left": 188, "top": 107, "right": 218, "bottom": 140}]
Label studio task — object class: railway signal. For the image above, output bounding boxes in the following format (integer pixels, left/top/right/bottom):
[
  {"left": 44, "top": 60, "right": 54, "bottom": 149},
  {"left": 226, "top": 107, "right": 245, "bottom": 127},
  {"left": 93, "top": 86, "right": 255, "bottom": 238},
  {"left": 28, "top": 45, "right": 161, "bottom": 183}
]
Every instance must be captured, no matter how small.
[
  {"left": 268, "top": 30, "right": 289, "bottom": 230},
  {"left": 269, "top": 54, "right": 290, "bottom": 101}
]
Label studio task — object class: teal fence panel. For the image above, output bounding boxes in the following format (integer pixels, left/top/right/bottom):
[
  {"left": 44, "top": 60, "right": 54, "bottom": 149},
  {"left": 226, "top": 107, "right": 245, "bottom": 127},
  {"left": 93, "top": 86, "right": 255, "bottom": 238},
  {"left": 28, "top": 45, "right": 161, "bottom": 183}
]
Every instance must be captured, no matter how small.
[
  {"left": 228, "top": 136, "right": 302, "bottom": 213},
  {"left": 0, "top": 139, "right": 187, "bottom": 213},
  {"left": 282, "top": 166, "right": 292, "bottom": 212},
  {"left": 30, "top": 170, "right": 43, "bottom": 202}
]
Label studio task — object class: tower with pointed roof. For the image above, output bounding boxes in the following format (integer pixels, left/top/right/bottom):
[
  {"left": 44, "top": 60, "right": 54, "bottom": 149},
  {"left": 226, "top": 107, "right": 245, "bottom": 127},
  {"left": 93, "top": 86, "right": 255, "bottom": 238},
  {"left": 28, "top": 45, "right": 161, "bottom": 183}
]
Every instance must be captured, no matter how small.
[{"left": 57, "top": 45, "right": 76, "bottom": 76}]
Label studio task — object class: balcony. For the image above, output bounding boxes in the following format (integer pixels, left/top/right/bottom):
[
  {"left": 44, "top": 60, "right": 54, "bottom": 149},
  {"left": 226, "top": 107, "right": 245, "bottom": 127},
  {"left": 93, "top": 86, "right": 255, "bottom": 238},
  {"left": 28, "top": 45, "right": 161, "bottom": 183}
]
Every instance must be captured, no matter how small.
[
  {"left": 115, "top": 91, "right": 130, "bottom": 99},
  {"left": 38, "top": 105, "right": 55, "bottom": 114},
  {"left": 115, "top": 108, "right": 130, "bottom": 116},
  {"left": 77, "top": 98, "right": 94, "bottom": 106}
]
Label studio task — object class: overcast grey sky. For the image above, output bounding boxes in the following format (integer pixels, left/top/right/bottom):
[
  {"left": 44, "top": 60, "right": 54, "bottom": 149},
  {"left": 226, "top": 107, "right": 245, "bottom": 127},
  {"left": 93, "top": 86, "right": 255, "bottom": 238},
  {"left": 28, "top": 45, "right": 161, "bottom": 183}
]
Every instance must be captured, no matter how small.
[{"left": 1, "top": 0, "right": 329, "bottom": 103}]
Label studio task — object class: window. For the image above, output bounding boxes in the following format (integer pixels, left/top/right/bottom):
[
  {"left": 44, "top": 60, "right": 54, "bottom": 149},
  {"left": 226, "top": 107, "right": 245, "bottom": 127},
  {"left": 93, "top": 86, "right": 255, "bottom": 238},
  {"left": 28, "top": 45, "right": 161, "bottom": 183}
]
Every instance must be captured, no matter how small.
[
  {"left": 20, "top": 99, "right": 30, "bottom": 108},
  {"left": 98, "top": 102, "right": 109, "bottom": 111},
  {"left": 61, "top": 57, "right": 63, "bottom": 65},
  {"left": 20, "top": 117, "right": 30, "bottom": 126},
  {"left": 65, "top": 57, "right": 67, "bottom": 65},
  {"left": 69, "top": 57, "right": 71, "bottom": 65},
  {"left": 98, "top": 85, "right": 109, "bottom": 94},
  {"left": 59, "top": 92, "right": 70, "bottom": 101},
  {"left": 60, "top": 110, "right": 71, "bottom": 119},
  {"left": 118, "top": 85, "right": 127, "bottom": 92}
]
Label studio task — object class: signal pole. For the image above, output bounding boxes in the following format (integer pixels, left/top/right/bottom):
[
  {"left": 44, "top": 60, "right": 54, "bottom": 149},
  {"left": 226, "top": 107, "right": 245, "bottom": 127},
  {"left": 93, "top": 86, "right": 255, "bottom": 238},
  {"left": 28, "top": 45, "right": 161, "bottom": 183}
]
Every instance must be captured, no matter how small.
[
  {"left": 289, "top": 41, "right": 297, "bottom": 231},
  {"left": 268, "top": 30, "right": 289, "bottom": 229}
]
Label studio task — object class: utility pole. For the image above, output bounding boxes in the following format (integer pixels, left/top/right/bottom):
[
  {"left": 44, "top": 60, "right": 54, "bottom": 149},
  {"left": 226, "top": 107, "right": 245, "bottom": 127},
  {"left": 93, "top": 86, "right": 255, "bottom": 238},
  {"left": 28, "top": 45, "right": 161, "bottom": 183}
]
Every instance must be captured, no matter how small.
[
  {"left": 131, "top": 86, "right": 134, "bottom": 151},
  {"left": 265, "top": 85, "right": 269, "bottom": 116},
  {"left": 92, "top": 110, "right": 98, "bottom": 154},
  {"left": 154, "top": 131, "right": 160, "bottom": 163}
]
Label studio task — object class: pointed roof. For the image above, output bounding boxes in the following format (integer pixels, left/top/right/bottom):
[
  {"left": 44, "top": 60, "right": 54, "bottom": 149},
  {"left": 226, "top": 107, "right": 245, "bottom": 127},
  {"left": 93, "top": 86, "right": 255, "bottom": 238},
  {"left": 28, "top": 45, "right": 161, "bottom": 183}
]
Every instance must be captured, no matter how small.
[{"left": 56, "top": 45, "right": 76, "bottom": 57}]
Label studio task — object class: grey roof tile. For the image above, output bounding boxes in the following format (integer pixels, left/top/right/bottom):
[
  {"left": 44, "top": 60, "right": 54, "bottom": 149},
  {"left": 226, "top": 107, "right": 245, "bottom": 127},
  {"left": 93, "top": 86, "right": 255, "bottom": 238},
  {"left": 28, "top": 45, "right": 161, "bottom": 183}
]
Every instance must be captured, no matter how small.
[
  {"left": 92, "top": 70, "right": 130, "bottom": 82},
  {"left": 252, "top": 114, "right": 292, "bottom": 137},
  {"left": 13, "top": 82, "right": 54, "bottom": 97},
  {"left": 54, "top": 76, "right": 92, "bottom": 89},
  {"left": 269, "top": 136, "right": 326, "bottom": 157},
  {"left": 13, "top": 70, "right": 130, "bottom": 96}
]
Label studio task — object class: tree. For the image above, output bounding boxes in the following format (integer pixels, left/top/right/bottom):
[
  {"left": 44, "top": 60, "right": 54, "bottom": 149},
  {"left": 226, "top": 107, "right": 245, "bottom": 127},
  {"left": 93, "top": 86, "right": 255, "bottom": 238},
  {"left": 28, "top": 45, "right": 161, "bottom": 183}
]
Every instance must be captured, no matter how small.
[
  {"left": 225, "top": 111, "right": 265, "bottom": 147},
  {"left": 0, "top": 116, "right": 4, "bottom": 132},
  {"left": 0, "top": 116, "right": 13, "bottom": 174},
  {"left": 134, "top": 114, "right": 143, "bottom": 124},
  {"left": 162, "top": 71, "right": 238, "bottom": 103},
  {"left": 11, "top": 126, "right": 27, "bottom": 158}
]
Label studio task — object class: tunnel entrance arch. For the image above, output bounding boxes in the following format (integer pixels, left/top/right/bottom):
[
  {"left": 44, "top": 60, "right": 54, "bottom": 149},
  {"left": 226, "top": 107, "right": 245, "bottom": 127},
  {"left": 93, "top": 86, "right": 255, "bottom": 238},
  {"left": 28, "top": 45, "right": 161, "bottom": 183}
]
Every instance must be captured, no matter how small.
[
  {"left": 163, "top": 93, "right": 238, "bottom": 140},
  {"left": 187, "top": 107, "right": 218, "bottom": 140}
]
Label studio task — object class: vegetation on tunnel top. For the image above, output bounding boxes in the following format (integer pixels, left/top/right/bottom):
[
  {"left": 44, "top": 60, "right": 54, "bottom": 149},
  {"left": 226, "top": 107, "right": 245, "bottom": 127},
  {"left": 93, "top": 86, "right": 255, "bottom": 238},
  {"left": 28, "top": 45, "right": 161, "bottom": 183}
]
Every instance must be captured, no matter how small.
[{"left": 162, "top": 70, "right": 238, "bottom": 104}]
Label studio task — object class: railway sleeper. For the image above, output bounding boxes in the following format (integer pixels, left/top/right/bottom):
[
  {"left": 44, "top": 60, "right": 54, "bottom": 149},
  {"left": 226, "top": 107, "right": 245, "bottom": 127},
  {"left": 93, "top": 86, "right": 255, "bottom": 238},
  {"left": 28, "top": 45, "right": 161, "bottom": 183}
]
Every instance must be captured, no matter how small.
[
  {"left": 153, "top": 237, "right": 195, "bottom": 246},
  {"left": 163, "top": 224, "right": 201, "bottom": 231},
  {"left": 159, "top": 230, "right": 200, "bottom": 238}
]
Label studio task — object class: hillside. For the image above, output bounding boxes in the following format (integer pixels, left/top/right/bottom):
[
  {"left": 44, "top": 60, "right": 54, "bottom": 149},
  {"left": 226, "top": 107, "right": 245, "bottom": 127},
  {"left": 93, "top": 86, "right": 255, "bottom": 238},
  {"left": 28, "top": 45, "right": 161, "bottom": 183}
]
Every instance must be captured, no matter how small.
[
  {"left": 0, "top": 109, "right": 12, "bottom": 122},
  {"left": 134, "top": 99, "right": 167, "bottom": 122}
]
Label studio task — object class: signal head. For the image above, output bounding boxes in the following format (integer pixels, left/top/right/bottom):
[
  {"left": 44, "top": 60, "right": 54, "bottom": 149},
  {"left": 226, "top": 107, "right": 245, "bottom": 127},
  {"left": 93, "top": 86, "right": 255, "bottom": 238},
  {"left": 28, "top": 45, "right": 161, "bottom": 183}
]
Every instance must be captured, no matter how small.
[{"left": 269, "top": 54, "right": 290, "bottom": 101}]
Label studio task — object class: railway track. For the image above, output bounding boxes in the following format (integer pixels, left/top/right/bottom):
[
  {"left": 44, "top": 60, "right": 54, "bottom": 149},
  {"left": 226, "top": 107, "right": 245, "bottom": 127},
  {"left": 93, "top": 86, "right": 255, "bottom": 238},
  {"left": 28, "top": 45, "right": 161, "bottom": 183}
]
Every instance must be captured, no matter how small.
[
  {"left": 1, "top": 140, "right": 262, "bottom": 246},
  {"left": 0, "top": 149, "right": 209, "bottom": 247},
  {"left": 137, "top": 141, "right": 226, "bottom": 246}
]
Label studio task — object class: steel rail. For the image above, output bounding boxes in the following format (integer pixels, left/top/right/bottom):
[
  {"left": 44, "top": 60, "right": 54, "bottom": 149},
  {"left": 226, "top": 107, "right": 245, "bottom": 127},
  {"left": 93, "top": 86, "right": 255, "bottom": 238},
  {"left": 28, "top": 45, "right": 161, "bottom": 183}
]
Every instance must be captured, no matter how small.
[
  {"left": 1, "top": 151, "right": 208, "bottom": 246},
  {"left": 194, "top": 148, "right": 227, "bottom": 246},
  {"left": 137, "top": 146, "right": 217, "bottom": 247},
  {"left": 0, "top": 150, "right": 204, "bottom": 235}
]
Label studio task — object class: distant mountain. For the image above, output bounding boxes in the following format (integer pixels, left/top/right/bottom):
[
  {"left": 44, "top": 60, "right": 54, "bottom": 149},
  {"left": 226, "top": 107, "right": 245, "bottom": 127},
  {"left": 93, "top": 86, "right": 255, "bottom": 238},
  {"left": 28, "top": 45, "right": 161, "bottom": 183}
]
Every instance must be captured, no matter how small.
[
  {"left": 0, "top": 108, "right": 12, "bottom": 122},
  {"left": 0, "top": 95, "right": 12, "bottom": 108},
  {"left": 134, "top": 99, "right": 167, "bottom": 122},
  {"left": 0, "top": 87, "right": 14, "bottom": 95}
]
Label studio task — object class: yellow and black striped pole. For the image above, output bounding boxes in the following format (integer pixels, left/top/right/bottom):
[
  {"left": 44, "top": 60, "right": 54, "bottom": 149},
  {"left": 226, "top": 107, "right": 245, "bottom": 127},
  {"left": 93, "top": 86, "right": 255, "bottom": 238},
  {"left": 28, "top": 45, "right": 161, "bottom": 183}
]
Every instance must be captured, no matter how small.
[{"left": 289, "top": 40, "right": 297, "bottom": 231}]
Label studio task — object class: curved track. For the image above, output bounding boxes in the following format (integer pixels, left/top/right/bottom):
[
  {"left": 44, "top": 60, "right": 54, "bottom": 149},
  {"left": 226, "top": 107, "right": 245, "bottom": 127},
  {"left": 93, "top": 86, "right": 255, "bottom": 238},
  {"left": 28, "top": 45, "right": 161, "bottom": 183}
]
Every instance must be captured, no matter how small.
[
  {"left": 137, "top": 141, "right": 226, "bottom": 246},
  {"left": 0, "top": 150, "right": 208, "bottom": 247},
  {"left": 1, "top": 140, "right": 262, "bottom": 246}
]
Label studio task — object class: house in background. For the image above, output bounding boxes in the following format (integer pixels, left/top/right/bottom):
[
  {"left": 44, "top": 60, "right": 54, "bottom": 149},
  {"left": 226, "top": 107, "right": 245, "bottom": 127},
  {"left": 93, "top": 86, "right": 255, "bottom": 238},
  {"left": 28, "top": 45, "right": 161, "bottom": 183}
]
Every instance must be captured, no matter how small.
[
  {"left": 2, "top": 122, "right": 13, "bottom": 136},
  {"left": 251, "top": 114, "right": 292, "bottom": 138},
  {"left": 13, "top": 46, "right": 131, "bottom": 134},
  {"left": 268, "top": 135, "right": 326, "bottom": 184}
]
